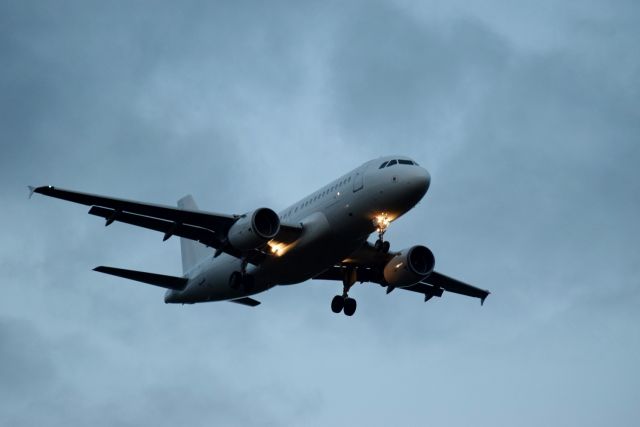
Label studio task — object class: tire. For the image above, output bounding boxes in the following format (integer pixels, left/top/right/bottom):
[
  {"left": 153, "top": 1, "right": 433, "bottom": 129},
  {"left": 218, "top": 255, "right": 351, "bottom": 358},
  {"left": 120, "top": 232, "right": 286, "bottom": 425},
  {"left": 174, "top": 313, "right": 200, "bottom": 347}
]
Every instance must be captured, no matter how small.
[
  {"left": 382, "top": 241, "right": 390, "bottom": 253},
  {"left": 343, "top": 298, "right": 357, "bottom": 316},
  {"left": 331, "top": 295, "right": 344, "bottom": 313}
]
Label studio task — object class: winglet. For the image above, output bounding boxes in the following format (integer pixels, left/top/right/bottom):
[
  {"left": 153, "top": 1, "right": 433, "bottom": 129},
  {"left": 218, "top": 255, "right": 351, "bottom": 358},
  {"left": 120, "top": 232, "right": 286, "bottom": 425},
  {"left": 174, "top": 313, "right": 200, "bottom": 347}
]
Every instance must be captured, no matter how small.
[
  {"left": 481, "top": 292, "right": 490, "bottom": 306},
  {"left": 28, "top": 185, "right": 54, "bottom": 199}
]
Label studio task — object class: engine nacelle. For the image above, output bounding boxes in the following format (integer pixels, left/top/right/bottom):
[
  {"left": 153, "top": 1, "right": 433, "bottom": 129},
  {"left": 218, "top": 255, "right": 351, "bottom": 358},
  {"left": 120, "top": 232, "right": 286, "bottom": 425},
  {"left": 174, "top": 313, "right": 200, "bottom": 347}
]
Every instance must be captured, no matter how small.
[
  {"left": 227, "top": 208, "right": 280, "bottom": 251},
  {"left": 383, "top": 245, "right": 435, "bottom": 288}
]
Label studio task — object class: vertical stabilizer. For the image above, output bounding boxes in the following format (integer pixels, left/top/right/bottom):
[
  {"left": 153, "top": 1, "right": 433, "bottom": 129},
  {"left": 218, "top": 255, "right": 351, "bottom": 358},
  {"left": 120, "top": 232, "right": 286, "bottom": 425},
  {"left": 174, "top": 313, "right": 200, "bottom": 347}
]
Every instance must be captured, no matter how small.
[{"left": 177, "top": 195, "right": 210, "bottom": 274}]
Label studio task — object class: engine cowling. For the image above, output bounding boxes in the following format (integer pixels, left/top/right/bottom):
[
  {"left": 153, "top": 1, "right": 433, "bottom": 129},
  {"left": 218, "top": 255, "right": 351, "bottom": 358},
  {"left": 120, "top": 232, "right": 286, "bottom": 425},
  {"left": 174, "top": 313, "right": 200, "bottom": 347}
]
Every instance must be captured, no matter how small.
[
  {"left": 227, "top": 208, "right": 280, "bottom": 251},
  {"left": 383, "top": 245, "right": 435, "bottom": 288}
]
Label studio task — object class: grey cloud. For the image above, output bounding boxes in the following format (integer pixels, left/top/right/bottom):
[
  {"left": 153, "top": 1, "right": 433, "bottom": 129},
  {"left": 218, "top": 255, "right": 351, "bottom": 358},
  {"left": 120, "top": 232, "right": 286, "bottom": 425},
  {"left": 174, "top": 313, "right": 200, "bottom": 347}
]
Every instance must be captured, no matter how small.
[
  {"left": 1, "top": 1, "right": 639, "bottom": 426},
  {"left": 0, "top": 318, "right": 55, "bottom": 399},
  {"left": 330, "top": 5, "right": 510, "bottom": 154}
]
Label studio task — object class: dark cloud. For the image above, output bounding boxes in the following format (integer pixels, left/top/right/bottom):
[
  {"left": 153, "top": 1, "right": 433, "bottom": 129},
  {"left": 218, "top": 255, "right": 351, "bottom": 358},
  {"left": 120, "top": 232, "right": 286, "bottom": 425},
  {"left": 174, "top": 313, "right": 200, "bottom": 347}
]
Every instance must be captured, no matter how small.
[{"left": 1, "top": 0, "right": 639, "bottom": 426}]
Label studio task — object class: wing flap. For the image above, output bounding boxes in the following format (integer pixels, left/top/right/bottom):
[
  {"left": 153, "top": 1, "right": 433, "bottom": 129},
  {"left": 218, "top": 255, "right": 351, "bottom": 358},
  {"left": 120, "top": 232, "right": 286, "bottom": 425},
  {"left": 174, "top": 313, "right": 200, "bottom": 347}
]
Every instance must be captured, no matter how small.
[
  {"left": 93, "top": 266, "right": 188, "bottom": 290},
  {"left": 88, "top": 206, "right": 221, "bottom": 249},
  {"left": 402, "top": 282, "right": 445, "bottom": 301}
]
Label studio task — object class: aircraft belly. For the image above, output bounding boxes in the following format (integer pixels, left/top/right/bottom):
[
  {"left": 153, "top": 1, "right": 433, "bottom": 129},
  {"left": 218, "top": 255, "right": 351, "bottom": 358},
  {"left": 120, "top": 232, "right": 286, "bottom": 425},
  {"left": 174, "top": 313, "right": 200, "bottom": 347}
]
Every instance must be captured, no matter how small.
[{"left": 260, "top": 224, "right": 367, "bottom": 285}]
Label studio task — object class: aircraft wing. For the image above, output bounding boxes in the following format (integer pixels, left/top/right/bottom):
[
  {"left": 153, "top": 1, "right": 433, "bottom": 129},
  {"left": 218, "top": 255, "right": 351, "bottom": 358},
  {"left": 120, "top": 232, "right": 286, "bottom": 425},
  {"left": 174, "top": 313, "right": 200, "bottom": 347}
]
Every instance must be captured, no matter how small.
[
  {"left": 33, "top": 185, "right": 236, "bottom": 232},
  {"left": 314, "top": 242, "right": 489, "bottom": 305},
  {"left": 31, "top": 186, "right": 302, "bottom": 262},
  {"left": 420, "top": 271, "right": 489, "bottom": 303}
]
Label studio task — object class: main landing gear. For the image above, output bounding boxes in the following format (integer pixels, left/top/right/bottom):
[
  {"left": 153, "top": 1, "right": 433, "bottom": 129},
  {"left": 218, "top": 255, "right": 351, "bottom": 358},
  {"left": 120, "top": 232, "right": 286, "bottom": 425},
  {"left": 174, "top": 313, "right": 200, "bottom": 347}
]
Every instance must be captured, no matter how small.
[
  {"left": 229, "top": 271, "right": 254, "bottom": 291},
  {"left": 229, "top": 259, "right": 255, "bottom": 291},
  {"left": 331, "top": 267, "right": 357, "bottom": 316}
]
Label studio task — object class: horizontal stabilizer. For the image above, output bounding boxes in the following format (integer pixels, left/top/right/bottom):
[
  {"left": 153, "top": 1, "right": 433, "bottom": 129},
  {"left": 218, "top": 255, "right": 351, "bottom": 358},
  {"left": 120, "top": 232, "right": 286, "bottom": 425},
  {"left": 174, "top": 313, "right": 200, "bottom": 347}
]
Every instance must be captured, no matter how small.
[
  {"left": 229, "top": 297, "right": 261, "bottom": 307},
  {"left": 94, "top": 266, "right": 188, "bottom": 291}
]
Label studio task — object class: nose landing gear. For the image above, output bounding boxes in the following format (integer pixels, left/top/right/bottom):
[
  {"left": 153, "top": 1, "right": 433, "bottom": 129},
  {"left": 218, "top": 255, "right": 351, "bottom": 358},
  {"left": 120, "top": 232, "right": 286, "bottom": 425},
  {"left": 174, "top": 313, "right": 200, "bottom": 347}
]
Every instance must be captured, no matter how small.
[
  {"left": 331, "top": 267, "right": 358, "bottom": 316},
  {"left": 374, "top": 238, "right": 390, "bottom": 254},
  {"left": 373, "top": 214, "right": 391, "bottom": 253}
]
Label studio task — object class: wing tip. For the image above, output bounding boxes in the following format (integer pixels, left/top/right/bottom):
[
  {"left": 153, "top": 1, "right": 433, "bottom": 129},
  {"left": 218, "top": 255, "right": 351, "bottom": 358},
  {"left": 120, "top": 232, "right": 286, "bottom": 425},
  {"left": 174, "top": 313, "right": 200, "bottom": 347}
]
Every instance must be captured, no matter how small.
[
  {"left": 28, "top": 185, "right": 54, "bottom": 199},
  {"left": 481, "top": 291, "right": 490, "bottom": 306}
]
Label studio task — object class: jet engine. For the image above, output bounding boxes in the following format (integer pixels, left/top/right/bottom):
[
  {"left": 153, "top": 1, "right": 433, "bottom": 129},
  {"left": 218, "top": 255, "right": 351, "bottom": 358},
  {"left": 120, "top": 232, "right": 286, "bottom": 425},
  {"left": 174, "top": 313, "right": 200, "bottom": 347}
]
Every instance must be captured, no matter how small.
[
  {"left": 383, "top": 245, "right": 435, "bottom": 287},
  {"left": 227, "top": 208, "right": 280, "bottom": 251}
]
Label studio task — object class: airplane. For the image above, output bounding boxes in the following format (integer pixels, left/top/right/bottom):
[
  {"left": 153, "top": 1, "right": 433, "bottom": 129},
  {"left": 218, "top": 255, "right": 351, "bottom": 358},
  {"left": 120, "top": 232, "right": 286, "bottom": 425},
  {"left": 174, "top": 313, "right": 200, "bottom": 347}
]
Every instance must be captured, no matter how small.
[{"left": 30, "top": 155, "right": 489, "bottom": 316}]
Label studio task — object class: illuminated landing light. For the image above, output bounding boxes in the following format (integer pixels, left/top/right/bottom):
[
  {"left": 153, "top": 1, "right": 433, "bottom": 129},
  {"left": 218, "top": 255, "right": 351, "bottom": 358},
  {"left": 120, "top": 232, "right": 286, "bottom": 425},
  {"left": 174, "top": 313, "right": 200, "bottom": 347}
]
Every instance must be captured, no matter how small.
[
  {"left": 268, "top": 241, "right": 286, "bottom": 256},
  {"left": 373, "top": 213, "right": 391, "bottom": 233}
]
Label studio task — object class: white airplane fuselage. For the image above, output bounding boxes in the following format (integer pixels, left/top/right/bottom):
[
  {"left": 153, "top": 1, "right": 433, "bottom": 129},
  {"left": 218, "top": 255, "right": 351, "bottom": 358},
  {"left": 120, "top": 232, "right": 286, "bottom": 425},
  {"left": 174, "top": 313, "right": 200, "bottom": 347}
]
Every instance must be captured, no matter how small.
[{"left": 166, "top": 156, "right": 430, "bottom": 304}]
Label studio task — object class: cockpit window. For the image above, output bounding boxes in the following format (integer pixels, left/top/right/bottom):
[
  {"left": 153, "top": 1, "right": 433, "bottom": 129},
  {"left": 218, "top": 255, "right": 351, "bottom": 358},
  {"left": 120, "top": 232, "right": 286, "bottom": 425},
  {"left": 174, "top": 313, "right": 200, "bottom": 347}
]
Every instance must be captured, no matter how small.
[
  {"left": 387, "top": 159, "right": 397, "bottom": 167},
  {"left": 379, "top": 161, "right": 388, "bottom": 169},
  {"left": 398, "top": 159, "right": 413, "bottom": 165}
]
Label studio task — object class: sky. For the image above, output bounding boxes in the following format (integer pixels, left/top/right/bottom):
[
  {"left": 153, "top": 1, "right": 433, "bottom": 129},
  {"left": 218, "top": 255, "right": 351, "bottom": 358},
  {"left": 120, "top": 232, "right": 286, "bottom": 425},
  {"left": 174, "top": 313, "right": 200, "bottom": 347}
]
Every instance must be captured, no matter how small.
[{"left": 1, "top": 0, "right": 639, "bottom": 425}]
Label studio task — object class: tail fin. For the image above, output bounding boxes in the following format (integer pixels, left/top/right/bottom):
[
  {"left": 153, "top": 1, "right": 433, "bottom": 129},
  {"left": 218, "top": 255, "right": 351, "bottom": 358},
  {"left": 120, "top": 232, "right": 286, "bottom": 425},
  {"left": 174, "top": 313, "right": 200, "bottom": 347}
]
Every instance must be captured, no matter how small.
[{"left": 177, "top": 195, "right": 210, "bottom": 273}]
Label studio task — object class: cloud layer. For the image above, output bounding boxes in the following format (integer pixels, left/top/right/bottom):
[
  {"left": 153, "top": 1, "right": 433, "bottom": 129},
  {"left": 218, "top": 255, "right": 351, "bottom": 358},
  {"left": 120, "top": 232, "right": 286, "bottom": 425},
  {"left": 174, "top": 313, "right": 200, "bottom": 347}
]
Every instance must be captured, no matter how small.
[{"left": 2, "top": 1, "right": 639, "bottom": 425}]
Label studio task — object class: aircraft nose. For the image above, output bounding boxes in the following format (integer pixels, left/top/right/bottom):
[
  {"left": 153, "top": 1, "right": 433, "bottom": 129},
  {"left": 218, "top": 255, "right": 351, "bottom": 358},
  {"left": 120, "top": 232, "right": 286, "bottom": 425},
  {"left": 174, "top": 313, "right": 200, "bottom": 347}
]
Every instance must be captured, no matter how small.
[{"left": 410, "top": 167, "right": 431, "bottom": 198}]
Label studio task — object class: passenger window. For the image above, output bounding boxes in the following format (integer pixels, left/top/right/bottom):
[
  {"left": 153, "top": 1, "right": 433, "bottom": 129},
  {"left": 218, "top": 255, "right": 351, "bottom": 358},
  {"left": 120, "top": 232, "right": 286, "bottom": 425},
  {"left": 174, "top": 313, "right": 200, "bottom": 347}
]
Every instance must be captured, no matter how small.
[{"left": 387, "top": 160, "right": 397, "bottom": 167}]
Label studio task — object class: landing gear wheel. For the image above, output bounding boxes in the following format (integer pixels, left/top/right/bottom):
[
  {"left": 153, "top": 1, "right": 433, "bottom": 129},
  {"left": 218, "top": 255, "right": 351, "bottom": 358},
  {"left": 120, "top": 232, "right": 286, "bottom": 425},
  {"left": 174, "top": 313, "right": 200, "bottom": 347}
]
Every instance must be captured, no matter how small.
[
  {"left": 331, "top": 295, "right": 344, "bottom": 313},
  {"left": 229, "top": 271, "right": 242, "bottom": 289},
  {"left": 375, "top": 239, "right": 391, "bottom": 253},
  {"left": 343, "top": 298, "right": 357, "bottom": 316}
]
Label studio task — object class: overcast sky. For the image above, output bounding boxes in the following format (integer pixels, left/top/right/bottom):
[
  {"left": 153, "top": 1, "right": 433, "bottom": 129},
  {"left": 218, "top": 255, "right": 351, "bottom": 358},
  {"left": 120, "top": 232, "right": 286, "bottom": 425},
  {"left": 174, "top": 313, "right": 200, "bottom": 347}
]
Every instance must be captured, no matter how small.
[{"left": 1, "top": 1, "right": 639, "bottom": 426}]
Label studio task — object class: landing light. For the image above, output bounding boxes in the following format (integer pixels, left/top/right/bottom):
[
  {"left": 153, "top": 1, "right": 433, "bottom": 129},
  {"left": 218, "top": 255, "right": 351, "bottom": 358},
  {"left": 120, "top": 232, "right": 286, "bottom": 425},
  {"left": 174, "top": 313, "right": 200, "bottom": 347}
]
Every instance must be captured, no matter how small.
[
  {"left": 268, "top": 241, "right": 285, "bottom": 256},
  {"left": 373, "top": 214, "right": 391, "bottom": 232}
]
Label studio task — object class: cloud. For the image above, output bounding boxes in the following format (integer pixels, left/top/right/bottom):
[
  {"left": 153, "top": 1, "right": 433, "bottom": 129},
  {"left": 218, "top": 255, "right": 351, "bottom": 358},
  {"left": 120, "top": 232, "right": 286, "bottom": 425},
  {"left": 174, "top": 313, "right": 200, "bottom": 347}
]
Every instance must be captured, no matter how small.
[{"left": 1, "top": 1, "right": 639, "bottom": 426}]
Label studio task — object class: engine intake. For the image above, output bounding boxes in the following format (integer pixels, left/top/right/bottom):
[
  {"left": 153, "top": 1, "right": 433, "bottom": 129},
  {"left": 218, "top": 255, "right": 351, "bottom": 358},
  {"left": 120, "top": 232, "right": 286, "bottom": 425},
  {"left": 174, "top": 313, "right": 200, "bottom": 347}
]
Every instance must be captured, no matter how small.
[
  {"left": 383, "top": 245, "right": 435, "bottom": 287},
  {"left": 228, "top": 208, "right": 280, "bottom": 251}
]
